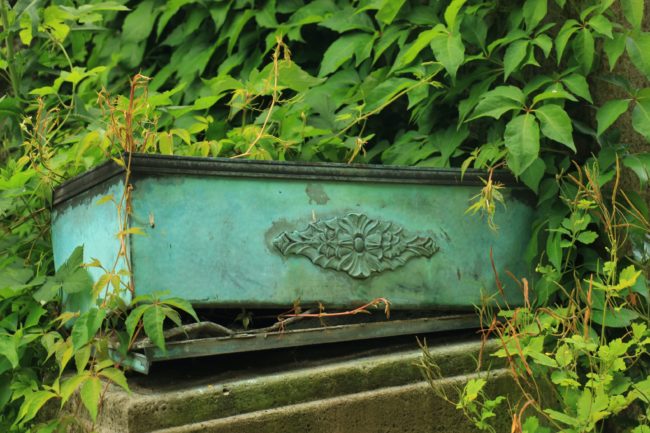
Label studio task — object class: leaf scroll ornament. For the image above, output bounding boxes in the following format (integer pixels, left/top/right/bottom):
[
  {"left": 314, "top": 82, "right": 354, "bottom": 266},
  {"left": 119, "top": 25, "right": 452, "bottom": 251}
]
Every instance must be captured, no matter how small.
[{"left": 273, "top": 213, "right": 438, "bottom": 278}]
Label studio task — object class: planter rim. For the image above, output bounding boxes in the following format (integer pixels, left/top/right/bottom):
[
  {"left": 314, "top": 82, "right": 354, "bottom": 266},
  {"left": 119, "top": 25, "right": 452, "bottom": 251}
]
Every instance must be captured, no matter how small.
[{"left": 53, "top": 153, "right": 520, "bottom": 206}]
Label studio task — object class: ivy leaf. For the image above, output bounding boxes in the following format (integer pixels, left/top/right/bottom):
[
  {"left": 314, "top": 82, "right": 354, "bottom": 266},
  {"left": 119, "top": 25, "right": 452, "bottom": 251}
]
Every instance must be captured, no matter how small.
[
  {"left": 469, "top": 86, "right": 525, "bottom": 120},
  {"left": 376, "top": 0, "right": 406, "bottom": 25},
  {"left": 458, "top": 76, "right": 498, "bottom": 123},
  {"left": 74, "top": 345, "right": 91, "bottom": 373},
  {"left": 80, "top": 376, "right": 102, "bottom": 421},
  {"left": 0, "top": 336, "right": 19, "bottom": 369},
  {"left": 623, "top": 154, "right": 650, "bottom": 187},
  {"left": 523, "top": 0, "right": 547, "bottom": 31},
  {"left": 562, "top": 74, "right": 592, "bottom": 102},
  {"left": 535, "top": 104, "right": 575, "bottom": 151},
  {"left": 158, "top": 133, "right": 173, "bottom": 155},
  {"left": 320, "top": 7, "right": 374, "bottom": 33},
  {"left": 125, "top": 304, "right": 150, "bottom": 340},
  {"left": 632, "top": 97, "right": 650, "bottom": 140},
  {"left": 505, "top": 113, "right": 540, "bottom": 176},
  {"left": 319, "top": 33, "right": 372, "bottom": 77},
  {"left": 161, "top": 298, "right": 199, "bottom": 322},
  {"left": 373, "top": 25, "right": 408, "bottom": 63},
  {"left": 573, "top": 28, "right": 594, "bottom": 74},
  {"left": 16, "top": 391, "right": 57, "bottom": 426},
  {"left": 99, "top": 368, "right": 130, "bottom": 392},
  {"left": 393, "top": 28, "right": 440, "bottom": 71},
  {"left": 622, "top": 0, "right": 644, "bottom": 31},
  {"left": 363, "top": 77, "right": 415, "bottom": 113},
  {"left": 596, "top": 99, "right": 630, "bottom": 136},
  {"left": 143, "top": 305, "right": 167, "bottom": 350},
  {"left": 503, "top": 40, "right": 529, "bottom": 80},
  {"left": 532, "top": 34, "right": 553, "bottom": 58},
  {"left": 430, "top": 28, "right": 465, "bottom": 79},
  {"left": 71, "top": 308, "right": 107, "bottom": 350},
  {"left": 591, "top": 307, "right": 639, "bottom": 327},
  {"left": 603, "top": 34, "right": 626, "bottom": 71},
  {"left": 626, "top": 32, "right": 650, "bottom": 80},
  {"left": 555, "top": 19, "right": 579, "bottom": 64},
  {"left": 276, "top": 61, "right": 325, "bottom": 92},
  {"left": 43, "top": 246, "right": 93, "bottom": 296},
  {"left": 60, "top": 374, "right": 88, "bottom": 406},
  {"left": 444, "top": 0, "right": 467, "bottom": 30},
  {"left": 576, "top": 231, "right": 598, "bottom": 244},
  {"left": 588, "top": 15, "right": 612, "bottom": 38},
  {"left": 122, "top": 0, "right": 156, "bottom": 42},
  {"left": 520, "top": 158, "right": 545, "bottom": 193}
]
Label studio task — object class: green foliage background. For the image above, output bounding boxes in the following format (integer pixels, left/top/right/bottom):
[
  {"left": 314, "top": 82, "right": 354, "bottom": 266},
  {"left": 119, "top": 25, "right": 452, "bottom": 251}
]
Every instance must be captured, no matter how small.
[{"left": 0, "top": 0, "right": 649, "bottom": 432}]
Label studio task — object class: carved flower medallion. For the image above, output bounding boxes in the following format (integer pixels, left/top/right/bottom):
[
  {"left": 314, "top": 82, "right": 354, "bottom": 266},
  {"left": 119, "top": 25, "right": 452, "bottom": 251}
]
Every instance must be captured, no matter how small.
[{"left": 273, "top": 213, "right": 438, "bottom": 278}]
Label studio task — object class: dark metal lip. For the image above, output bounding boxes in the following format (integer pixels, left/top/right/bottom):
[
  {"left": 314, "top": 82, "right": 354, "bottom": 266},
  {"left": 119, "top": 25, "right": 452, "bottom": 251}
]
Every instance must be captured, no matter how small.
[{"left": 53, "top": 153, "right": 519, "bottom": 206}]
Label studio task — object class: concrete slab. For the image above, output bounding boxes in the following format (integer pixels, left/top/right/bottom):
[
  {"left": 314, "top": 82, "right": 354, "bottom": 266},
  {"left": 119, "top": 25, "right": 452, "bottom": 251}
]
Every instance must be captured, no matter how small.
[{"left": 70, "top": 336, "right": 518, "bottom": 433}]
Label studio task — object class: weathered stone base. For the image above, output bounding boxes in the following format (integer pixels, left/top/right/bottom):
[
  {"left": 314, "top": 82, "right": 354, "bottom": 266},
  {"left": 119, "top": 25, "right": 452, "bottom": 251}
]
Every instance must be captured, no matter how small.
[{"left": 71, "top": 336, "right": 519, "bottom": 433}]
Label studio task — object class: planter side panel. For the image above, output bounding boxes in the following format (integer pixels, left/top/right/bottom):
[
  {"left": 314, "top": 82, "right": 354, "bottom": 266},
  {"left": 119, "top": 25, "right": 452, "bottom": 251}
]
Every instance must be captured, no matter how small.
[
  {"left": 52, "top": 179, "right": 129, "bottom": 311},
  {"left": 129, "top": 175, "right": 533, "bottom": 309}
]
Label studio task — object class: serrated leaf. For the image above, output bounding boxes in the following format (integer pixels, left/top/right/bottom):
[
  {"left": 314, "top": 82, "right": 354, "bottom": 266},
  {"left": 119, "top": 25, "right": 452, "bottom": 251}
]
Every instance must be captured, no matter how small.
[
  {"left": 505, "top": 113, "right": 540, "bottom": 175},
  {"left": 444, "top": 0, "right": 467, "bottom": 30},
  {"left": 523, "top": 0, "right": 547, "bottom": 31},
  {"left": 632, "top": 98, "right": 650, "bottom": 140},
  {"left": 622, "top": 0, "right": 644, "bottom": 31},
  {"left": 520, "top": 158, "right": 545, "bottom": 193},
  {"left": 161, "top": 298, "right": 199, "bottom": 322},
  {"left": 122, "top": 0, "right": 156, "bottom": 42},
  {"left": 143, "top": 306, "right": 166, "bottom": 350},
  {"left": 533, "top": 34, "right": 553, "bottom": 58},
  {"left": 320, "top": 6, "right": 374, "bottom": 33},
  {"left": 577, "top": 231, "right": 598, "bottom": 244},
  {"left": 596, "top": 99, "right": 630, "bottom": 136},
  {"left": 60, "top": 374, "right": 88, "bottom": 406},
  {"left": 276, "top": 61, "right": 325, "bottom": 92},
  {"left": 623, "top": 153, "right": 650, "bottom": 187},
  {"left": 99, "top": 368, "right": 130, "bottom": 392},
  {"left": 430, "top": 28, "right": 465, "bottom": 79},
  {"left": 591, "top": 307, "right": 639, "bottom": 327},
  {"left": 376, "top": 0, "right": 406, "bottom": 25},
  {"left": 125, "top": 304, "right": 150, "bottom": 340},
  {"left": 532, "top": 89, "right": 577, "bottom": 105},
  {"left": 74, "top": 345, "right": 91, "bottom": 373},
  {"left": 603, "top": 34, "right": 626, "bottom": 71},
  {"left": 80, "top": 376, "right": 102, "bottom": 421},
  {"left": 16, "top": 391, "right": 57, "bottom": 425},
  {"left": 503, "top": 40, "right": 528, "bottom": 80},
  {"left": 319, "top": 33, "right": 373, "bottom": 77},
  {"left": 555, "top": 19, "right": 579, "bottom": 64},
  {"left": 71, "top": 308, "right": 106, "bottom": 350},
  {"left": 158, "top": 132, "right": 173, "bottom": 155},
  {"left": 588, "top": 15, "right": 612, "bottom": 38},
  {"left": 562, "top": 73, "right": 592, "bottom": 102},
  {"left": 469, "top": 86, "right": 525, "bottom": 120},
  {"left": 626, "top": 32, "right": 650, "bottom": 80},
  {"left": 363, "top": 77, "right": 415, "bottom": 113},
  {"left": 535, "top": 104, "right": 575, "bottom": 151},
  {"left": 393, "top": 28, "right": 441, "bottom": 71},
  {"left": 573, "top": 28, "right": 594, "bottom": 74},
  {"left": 545, "top": 408, "right": 578, "bottom": 426},
  {"left": 55, "top": 246, "right": 93, "bottom": 295},
  {"left": 32, "top": 279, "right": 62, "bottom": 304},
  {"left": 0, "top": 337, "right": 19, "bottom": 369}
]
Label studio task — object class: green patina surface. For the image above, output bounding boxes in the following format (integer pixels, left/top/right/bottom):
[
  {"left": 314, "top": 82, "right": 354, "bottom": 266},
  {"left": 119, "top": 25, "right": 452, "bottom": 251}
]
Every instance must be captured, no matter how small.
[{"left": 52, "top": 157, "right": 534, "bottom": 311}]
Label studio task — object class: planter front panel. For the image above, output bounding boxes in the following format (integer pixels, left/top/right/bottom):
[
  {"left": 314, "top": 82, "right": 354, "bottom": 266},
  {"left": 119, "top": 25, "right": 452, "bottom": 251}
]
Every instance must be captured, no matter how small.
[{"left": 128, "top": 174, "right": 532, "bottom": 309}]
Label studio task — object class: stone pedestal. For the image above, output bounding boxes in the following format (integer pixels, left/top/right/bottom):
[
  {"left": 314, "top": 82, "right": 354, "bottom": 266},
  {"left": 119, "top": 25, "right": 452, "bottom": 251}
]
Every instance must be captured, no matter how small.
[{"left": 72, "top": 335, "right": 519, "bottom": 433}]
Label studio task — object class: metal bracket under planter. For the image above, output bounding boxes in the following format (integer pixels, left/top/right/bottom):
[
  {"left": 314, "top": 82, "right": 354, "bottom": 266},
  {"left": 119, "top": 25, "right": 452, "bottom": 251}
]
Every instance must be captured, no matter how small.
[{"left": 111, "top": 314, "right": 479, "bottom": 374}]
